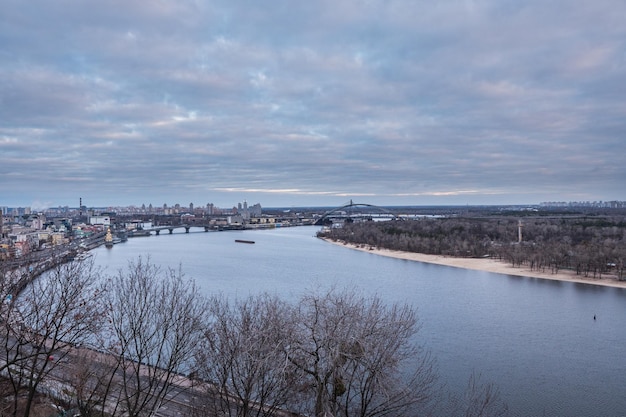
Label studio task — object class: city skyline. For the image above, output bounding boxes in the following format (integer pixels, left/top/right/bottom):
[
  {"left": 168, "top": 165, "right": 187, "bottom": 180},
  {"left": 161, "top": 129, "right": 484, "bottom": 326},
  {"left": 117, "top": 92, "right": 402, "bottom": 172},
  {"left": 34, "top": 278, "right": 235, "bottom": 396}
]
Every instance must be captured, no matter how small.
[{"left": 2, "top": 1, "right": 625, "bottom": 210}]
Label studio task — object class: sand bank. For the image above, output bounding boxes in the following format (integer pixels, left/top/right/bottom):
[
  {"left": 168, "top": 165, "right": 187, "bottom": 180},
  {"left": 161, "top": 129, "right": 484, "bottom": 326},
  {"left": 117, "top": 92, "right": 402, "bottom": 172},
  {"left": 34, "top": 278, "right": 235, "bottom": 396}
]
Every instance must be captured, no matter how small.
[{"left": 322, "top": 239, "right": 626, "bottom": 289}]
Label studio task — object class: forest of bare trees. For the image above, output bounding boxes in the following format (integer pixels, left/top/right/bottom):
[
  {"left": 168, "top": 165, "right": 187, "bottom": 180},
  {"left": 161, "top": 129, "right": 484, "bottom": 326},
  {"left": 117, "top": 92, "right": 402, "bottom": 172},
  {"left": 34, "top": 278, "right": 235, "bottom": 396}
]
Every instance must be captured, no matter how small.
[
  {"left": 317, "top": 215, "right": 626, "bottom": 280},
  {"left": 0, "top": 255, "right": 509, "bottom": 417}
]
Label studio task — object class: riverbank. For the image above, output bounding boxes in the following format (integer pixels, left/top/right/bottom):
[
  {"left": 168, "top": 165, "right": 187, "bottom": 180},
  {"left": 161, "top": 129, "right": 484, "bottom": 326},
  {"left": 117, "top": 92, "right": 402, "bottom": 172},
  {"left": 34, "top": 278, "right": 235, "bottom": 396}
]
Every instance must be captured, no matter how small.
[{"left": 322, "top": 238, "right": 626, "bottom": 289}]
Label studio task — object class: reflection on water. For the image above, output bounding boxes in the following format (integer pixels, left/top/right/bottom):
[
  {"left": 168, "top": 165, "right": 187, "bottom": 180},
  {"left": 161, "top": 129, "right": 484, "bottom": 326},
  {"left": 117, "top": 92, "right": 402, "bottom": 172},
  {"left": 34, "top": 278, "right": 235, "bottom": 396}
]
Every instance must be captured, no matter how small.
[{"left": 92, "top": 226, "right": 626, "bottom": 417}]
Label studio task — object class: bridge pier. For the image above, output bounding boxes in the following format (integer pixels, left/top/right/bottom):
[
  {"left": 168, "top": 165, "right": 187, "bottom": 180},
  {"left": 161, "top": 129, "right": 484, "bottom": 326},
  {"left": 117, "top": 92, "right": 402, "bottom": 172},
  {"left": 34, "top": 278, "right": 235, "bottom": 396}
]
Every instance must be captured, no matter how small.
[
  {"left": 184, "top": 226, "right": 190, "bottom": 233},
  {"left": 155, "top": 230, "right": 160, "bottom": 235},
  {"left": 204, "top": 226, "right": 209, "bottom": 232},
  {"left": 168, "top": 228, "right": 174, "bottom": 234}
]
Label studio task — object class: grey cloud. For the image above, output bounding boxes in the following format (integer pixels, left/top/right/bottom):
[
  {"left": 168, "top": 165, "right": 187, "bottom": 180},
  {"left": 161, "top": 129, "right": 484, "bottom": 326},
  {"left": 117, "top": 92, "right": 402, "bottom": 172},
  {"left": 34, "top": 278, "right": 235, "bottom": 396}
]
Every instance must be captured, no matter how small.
[{"left": 1, "top": 0, "right": 625, "bottom": 207}]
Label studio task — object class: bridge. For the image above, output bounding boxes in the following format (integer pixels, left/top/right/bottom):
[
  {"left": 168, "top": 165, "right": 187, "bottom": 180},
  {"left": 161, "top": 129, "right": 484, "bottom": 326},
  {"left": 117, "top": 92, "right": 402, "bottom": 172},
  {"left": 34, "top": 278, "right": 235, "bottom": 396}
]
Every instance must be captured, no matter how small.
[
  {"left": 314, "top": 200, "right": 402, "bottom": 225},
  {"left": 130, "top": 223, "right": 244, "bottom": 236},
  {"left": 114, "top": 202, "right": 400, "bottom": 235}
]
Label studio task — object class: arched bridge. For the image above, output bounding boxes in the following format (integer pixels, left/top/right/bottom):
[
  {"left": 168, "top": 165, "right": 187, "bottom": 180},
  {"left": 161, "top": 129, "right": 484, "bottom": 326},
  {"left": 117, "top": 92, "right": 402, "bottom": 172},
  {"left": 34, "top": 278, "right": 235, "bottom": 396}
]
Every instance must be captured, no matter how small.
[{"left": 315, "top": 201, "right": 402, "bottom": 225}]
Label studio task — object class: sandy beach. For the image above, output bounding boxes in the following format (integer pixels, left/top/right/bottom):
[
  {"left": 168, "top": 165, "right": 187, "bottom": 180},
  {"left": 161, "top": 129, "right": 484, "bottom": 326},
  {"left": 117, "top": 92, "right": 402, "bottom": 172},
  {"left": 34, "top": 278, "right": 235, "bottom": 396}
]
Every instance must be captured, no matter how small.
[{"left": 322, "top": 238, "right": 626, "bottom": 289}]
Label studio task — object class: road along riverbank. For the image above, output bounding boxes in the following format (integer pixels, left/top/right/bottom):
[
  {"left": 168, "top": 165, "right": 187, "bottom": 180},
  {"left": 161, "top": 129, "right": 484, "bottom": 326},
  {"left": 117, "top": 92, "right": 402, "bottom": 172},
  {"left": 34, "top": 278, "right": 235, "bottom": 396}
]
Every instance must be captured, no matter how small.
[{"left": 321, "top": 238, "right": 626, "bottom": 289}]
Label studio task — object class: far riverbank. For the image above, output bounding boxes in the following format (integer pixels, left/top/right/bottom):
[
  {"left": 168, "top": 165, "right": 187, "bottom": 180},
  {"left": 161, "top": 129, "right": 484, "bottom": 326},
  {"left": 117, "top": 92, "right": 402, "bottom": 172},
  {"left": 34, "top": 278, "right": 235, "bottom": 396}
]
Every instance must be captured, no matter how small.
[{"left": 321, "top": 238, "right": 626, "bottom": 289}]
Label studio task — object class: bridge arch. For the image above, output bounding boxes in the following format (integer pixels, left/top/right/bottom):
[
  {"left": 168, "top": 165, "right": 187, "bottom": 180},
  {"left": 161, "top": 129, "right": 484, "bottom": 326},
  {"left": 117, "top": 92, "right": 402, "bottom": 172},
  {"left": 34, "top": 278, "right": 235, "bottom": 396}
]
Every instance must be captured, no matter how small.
[{"left": 315, "top": 201, "right": 402, "bottom": 225}]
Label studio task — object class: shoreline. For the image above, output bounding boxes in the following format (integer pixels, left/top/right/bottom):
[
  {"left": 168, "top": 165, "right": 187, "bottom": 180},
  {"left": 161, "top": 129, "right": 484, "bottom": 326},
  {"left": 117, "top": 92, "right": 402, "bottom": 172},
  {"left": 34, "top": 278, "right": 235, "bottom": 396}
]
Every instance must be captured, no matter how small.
[{"left": 322, "top": 238, "right": 626, "bottom": 289}]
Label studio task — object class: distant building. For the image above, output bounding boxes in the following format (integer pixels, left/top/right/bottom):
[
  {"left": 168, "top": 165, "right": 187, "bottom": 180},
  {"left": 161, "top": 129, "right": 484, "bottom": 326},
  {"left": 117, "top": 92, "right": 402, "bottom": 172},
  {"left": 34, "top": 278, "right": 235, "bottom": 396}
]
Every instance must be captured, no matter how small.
[
  {"left": 227, "top": 214, "right": 244, "bottom": 225},
  {"left": 89, "top": 215, "right": 111, "bottom": 226},
  {"left": 249, "top": 203, "right": 262, "bottom": 217},
  {"left": 235, "top": 201, "right": 262, "bottom": 221},
  {"left": 27, "top": 213, "right": 46, "bottom": 230},
  {"left": 8, "top": 227, "right": 39, "bottom": 256},
  {"left": 249, "top": 216, "right": 275, "bottom": 225}
]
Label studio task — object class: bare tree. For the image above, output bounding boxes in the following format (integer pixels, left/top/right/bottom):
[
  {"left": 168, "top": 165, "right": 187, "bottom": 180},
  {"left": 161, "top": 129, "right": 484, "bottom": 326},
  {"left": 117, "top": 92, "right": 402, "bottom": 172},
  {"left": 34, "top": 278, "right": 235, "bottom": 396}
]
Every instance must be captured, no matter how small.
[
  {"left": 102, "top": 256, "right": 208, "bottom": 417},
  {"left": 194, "top": 294, "right": 298, "bottom": 417},
  {"left": 285, "top": 289, "right": 439, "bottom": 417},
  {"left": 445, "top": 372, "right": 509, "bottom": 417},
  {"left": 464, "top": 373, "right": 508, "bottom": 417},
  {"left": 64, "top": 348, "right": 121, "bottom": 417},
  {"left": 0, "top": 255, "right": 104, "bottom": 417}
]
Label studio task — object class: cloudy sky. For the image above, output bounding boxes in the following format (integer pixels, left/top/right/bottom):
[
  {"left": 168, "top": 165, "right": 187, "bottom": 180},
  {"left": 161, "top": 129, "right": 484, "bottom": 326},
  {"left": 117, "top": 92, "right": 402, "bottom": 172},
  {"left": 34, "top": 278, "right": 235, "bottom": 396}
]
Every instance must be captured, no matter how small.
[{"left": 1, "top": 0, "right": 625, "bottom": 209}]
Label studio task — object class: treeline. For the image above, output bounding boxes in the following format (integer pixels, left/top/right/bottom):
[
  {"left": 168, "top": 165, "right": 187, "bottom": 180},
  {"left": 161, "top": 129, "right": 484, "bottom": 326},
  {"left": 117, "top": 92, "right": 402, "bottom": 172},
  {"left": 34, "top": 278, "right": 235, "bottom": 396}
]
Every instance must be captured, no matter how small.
[
  {"left": 317, "top": 216, "right": 626, "bottom": 280},
  {"left": 0, "top": 257, "right": 508, "bottom": 417}
]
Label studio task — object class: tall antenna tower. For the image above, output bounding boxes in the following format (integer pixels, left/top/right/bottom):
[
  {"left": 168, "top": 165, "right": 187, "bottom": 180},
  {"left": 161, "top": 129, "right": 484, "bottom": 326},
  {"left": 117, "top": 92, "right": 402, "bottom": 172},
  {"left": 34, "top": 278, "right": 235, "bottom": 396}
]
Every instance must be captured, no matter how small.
[{"left": 518, "top": 220, "right": 523, "bottom": 243}]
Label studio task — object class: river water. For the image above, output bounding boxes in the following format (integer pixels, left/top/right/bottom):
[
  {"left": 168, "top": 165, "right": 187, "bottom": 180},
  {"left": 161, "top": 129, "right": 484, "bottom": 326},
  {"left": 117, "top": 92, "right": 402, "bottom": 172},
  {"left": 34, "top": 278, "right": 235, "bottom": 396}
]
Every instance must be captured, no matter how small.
[{"left": 91, "top": 226, "right": 626, "bottom": 417}]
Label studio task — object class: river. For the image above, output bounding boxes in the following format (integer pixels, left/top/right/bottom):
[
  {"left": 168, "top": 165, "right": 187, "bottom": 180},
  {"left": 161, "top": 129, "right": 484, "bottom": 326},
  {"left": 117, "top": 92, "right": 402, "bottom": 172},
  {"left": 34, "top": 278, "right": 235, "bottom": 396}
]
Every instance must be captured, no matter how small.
[{"left": 91, "top": 225, "right": 626, "bottom": 417}]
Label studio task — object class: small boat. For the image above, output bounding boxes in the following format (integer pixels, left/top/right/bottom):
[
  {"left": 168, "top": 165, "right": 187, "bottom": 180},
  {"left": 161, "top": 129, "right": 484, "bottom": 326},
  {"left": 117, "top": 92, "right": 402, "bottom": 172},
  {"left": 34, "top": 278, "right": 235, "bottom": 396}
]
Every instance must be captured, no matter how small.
[{"left": 235, "top": 239, "right": 255, "bottom": 244}]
